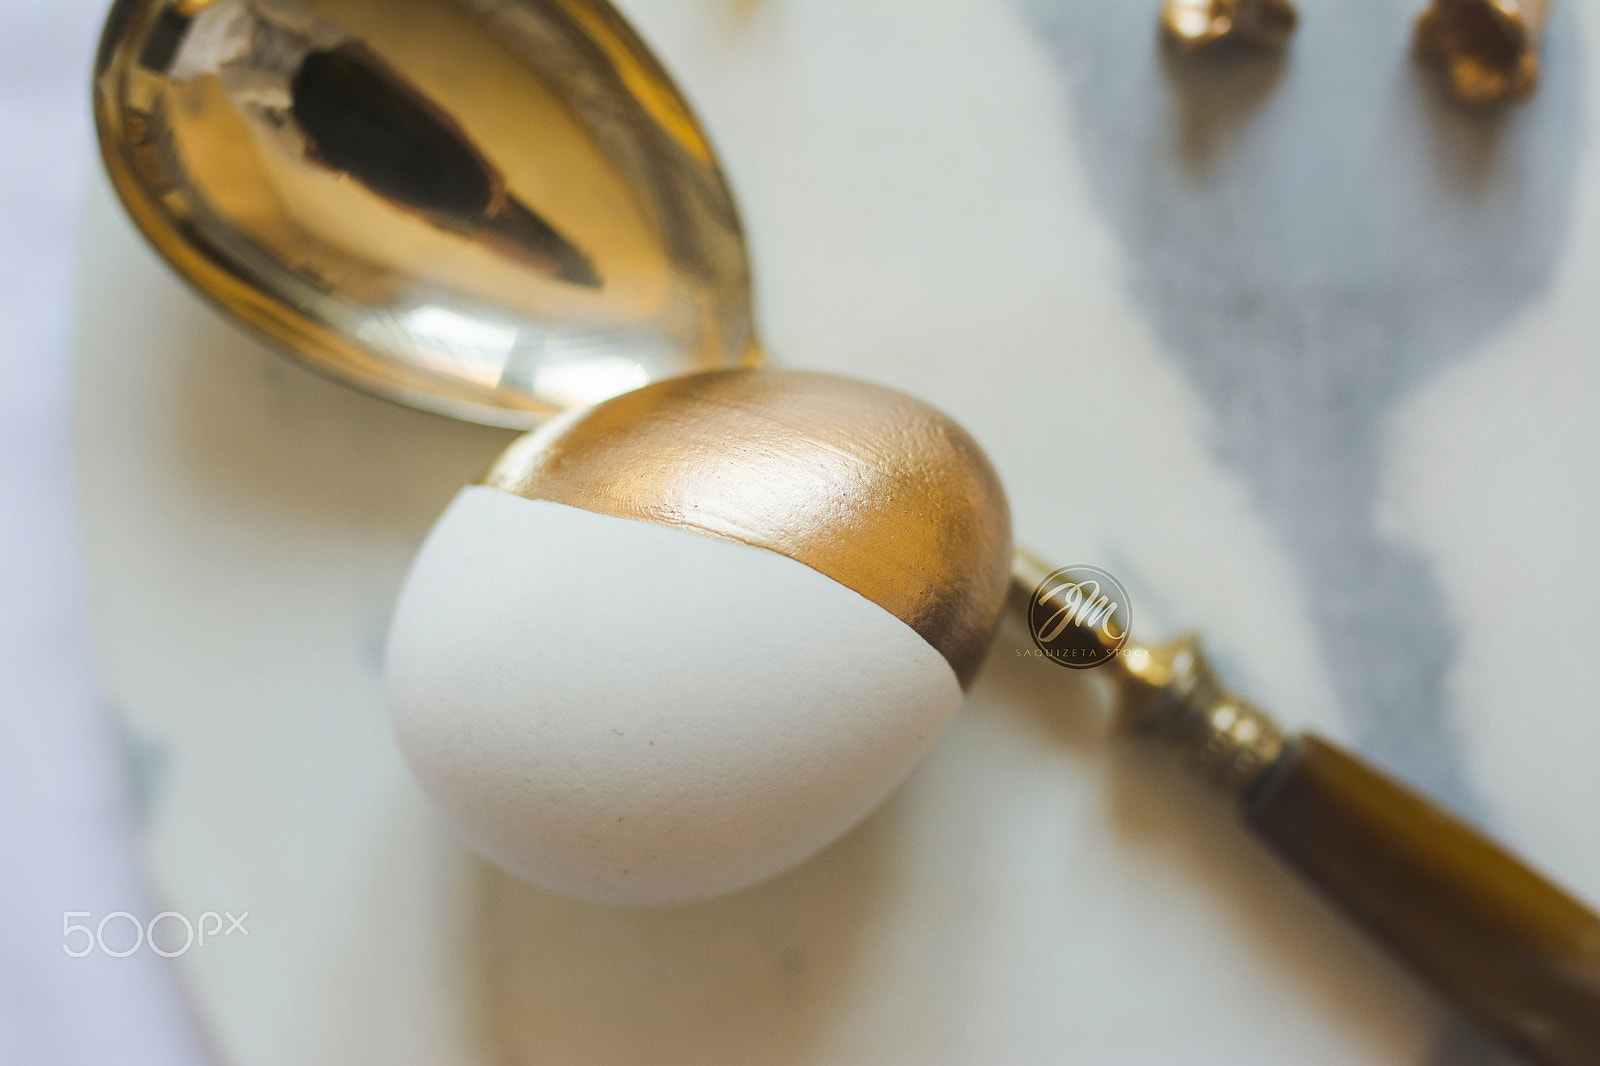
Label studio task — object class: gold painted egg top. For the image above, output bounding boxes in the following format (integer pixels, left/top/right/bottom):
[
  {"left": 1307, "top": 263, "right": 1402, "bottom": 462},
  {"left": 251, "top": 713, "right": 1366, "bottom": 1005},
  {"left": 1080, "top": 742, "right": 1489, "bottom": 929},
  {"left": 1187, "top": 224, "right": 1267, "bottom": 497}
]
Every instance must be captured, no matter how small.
[{"left": 481, "top": 368, "right": 1012, "bottom": 688}]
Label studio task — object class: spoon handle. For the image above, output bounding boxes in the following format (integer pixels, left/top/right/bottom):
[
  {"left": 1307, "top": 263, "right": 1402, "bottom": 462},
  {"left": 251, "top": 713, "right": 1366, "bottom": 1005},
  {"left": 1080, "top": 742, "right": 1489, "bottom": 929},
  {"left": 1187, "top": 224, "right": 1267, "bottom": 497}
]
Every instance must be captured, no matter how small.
[
  {"left": 1010, "top": 550, "right": 1600, "bottom": 1065},
  {"left": 1242, "top": 733, "right": 1600, "bottom": 1066}
]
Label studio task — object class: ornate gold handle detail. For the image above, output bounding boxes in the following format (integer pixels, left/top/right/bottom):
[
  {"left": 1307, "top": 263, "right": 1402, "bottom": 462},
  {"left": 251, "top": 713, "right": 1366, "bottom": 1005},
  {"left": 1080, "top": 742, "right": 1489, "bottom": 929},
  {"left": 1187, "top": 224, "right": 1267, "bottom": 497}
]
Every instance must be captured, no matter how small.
[{"left": 1012, "top": 548, "right": 1600, "bottom": 1066}]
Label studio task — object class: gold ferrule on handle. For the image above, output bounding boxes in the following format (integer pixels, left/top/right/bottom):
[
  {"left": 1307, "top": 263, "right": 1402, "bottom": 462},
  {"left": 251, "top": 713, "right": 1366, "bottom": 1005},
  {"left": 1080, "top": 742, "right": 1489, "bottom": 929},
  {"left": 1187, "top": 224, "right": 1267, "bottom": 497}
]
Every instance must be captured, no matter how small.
[
  {"left": 1009, "top": 548, "right": 1285, "bottom": 794},
  {"left": 1111, "top": 637, "right": 1287, "bottom": 795}
]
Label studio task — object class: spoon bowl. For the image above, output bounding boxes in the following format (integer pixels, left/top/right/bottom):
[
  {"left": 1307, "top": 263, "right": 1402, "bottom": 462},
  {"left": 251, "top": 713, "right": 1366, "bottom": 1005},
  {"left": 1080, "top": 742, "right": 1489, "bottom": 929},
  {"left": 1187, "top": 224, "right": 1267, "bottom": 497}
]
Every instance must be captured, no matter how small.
[{"left": 94, "top": 0, "right": 757, "bottom": 426}]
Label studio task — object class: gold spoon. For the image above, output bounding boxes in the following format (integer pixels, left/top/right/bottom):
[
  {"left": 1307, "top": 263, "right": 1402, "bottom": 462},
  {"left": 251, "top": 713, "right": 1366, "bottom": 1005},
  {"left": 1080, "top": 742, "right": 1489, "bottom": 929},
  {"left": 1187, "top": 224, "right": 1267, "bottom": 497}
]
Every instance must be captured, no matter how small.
[
  {"left": 95, "top": 0, "right": 757, "bottom": 426},
  {"left": 95, "top": 2, "right": 1600, "bottom": 1062}
]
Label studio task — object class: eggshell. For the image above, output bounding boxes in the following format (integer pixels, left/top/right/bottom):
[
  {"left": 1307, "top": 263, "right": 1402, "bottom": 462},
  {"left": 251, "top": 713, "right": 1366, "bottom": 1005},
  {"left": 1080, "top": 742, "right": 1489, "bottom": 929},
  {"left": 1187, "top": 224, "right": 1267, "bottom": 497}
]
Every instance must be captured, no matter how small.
[{"left": 385, "top": 485, "right": 963, "bottom": 904}]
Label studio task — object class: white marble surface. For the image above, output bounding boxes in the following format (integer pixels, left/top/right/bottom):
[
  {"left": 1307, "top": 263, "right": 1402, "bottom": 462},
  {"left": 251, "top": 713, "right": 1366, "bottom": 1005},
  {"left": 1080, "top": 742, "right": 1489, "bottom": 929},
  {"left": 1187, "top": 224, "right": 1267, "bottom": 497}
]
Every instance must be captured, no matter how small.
[{"left": 67, "top": 1, "right": 1600, "bottom": 1063}]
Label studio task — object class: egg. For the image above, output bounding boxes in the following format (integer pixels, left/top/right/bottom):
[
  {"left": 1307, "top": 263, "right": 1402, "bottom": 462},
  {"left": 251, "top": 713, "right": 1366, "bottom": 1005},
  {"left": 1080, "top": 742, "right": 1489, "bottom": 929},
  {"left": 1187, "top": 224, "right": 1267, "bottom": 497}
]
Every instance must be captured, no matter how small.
[{"left": 385, "top": 369, "right": 1012, "bottom": 903}]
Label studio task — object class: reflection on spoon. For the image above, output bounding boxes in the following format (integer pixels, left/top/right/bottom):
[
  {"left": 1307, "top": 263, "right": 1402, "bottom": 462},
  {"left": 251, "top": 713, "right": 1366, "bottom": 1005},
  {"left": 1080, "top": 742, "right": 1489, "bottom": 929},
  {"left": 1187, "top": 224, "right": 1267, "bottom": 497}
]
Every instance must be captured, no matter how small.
[
  {"left": 291, "top": 41, "right": 600, "bottom": 286},
  {"left": 173, "top": 0, "right": 600, "bottom": 285}
]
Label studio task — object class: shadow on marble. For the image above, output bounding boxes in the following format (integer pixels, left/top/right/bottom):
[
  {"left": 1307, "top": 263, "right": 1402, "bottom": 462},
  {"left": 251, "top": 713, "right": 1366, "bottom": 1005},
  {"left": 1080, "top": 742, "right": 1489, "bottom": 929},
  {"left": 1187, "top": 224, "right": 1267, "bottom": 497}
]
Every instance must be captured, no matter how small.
[
  {"left": 465, "top": 792, "right": 897, "bottom": 1066},
  {"left": 1159, "top": 37, "right": 1289, "bottom": 170},
  {"left": 168, "top": 292, "right": 516, "bottom": 537}
]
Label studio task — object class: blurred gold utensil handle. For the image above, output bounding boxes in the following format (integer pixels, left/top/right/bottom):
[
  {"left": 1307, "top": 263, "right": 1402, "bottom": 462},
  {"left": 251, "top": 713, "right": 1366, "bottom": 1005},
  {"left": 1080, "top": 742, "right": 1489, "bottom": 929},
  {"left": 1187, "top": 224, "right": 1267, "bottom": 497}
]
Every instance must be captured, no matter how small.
[{"left": 1014, "top": 546, "right": 1600, "bottom": 1066}]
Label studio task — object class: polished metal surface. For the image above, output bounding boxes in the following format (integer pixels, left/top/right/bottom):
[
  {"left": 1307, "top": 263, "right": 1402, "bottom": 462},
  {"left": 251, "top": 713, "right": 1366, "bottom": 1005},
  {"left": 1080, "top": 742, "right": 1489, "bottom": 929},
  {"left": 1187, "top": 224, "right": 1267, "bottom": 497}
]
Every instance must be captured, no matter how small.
[
  {"left": 1415, "top": 0, "right": 1549, "bottom": 105},
  {"left": 94, "top": 0, "right": 757, "bottom": 427},
  {"left": 1011, "top": 547, "right": 1286, "bottom": 794},
  {"left": 1112, "top": 636, "right": 1287, "bottom": 794},
  {"left": 1160, "top": 0, "right": 1298, "bottom": 52},
  {"left": 484, "top": 369, "right": 1015, "bottom": 689}
]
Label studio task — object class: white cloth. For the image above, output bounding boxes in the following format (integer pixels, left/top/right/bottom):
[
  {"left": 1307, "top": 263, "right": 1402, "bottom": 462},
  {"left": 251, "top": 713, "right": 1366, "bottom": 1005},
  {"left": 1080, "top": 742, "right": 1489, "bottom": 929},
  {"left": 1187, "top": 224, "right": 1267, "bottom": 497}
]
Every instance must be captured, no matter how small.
[{"left": 0, "top": 2, "right": 209, "bottom": 1062}]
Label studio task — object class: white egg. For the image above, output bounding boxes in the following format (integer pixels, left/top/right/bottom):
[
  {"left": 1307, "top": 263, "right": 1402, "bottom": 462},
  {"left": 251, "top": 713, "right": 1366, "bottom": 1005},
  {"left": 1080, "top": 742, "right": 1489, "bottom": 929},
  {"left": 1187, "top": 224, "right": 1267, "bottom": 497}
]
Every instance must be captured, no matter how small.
[
  {"left": 385, "top": 369, "right": 1012, "bottom": 904},
  {"left": 387, "top": 487, "right": 963, "bottom": 904}
]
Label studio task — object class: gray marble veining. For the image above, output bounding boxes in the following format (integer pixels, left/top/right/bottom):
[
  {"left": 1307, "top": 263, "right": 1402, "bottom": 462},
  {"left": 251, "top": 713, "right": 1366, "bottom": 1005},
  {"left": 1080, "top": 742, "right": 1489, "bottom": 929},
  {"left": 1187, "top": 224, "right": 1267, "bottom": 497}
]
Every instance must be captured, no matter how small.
[{"left": 1016, "top": 0, "right": 1584, "bottom": 827}]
